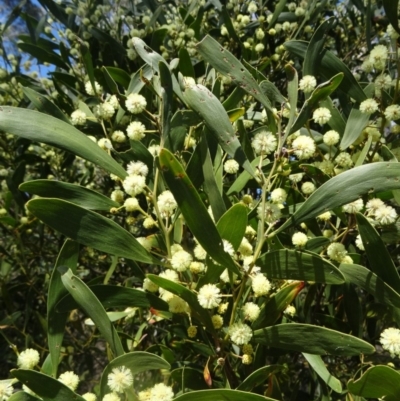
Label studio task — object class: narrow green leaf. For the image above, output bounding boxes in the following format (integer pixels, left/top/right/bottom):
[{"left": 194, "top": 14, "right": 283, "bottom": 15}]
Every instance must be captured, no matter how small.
[
  {"left": 158, "top": 149, "right": 239, "bottom": 274},
  {"left": 99, "top": 352, "right": 170, "bottom": 398},
  {"left": 254, "top": 323, "right": 375, "bottom": 355},
  {"left": 22, "top": 87, "right": 70, "bottom": 123},
  {"left": 171, "top": 367, "right": 208, "bottom": 390},
  {"left": 27, "top": 198, "right": 156, "bottom": 264},
  {"left": 132, "top": 38, "right": 183, "bottom": 101},
  {"left": 277, "top": 162, "right": 400, "bottom": 233},
  {"left": 1, "top": 0, "right": 26, "bottom": 34},
  {"left": 81, "top": 44, "right": 96, "bottom": 94},
  {"left": 159, "top": 62, "right": 173, "bottom": 142},
  {"left": 383, "top": 0, "right": 400, "bottom": 36},
  {"left": 290, "top": 73, "right": 343, "bottom": 134},
  {"left": 102, "top": 66, "right": 120, "bottom": 95},
  {"left": 257, "top": 249, "right": 345, "bottom": 284},
  {"left": 319, "top": 97, "right": 346, "bottom": 135},
  {"left": 56, "top": 285, "right": 168, "bottom": 312},
  {"left": 11, "top": 369, "right": 85, "bottom": 401},
  {"left": 236, "top": 365, "right": 284, "bottom": 392},
  {"left": 178, "top": 47, "right": 195, "bottom": 78},
  {"left": 18, "top": 43, "right": 68, "bottom": 70},
  {"left": 340, "top": 263, "right": 400, "bottom": 308},
  {"left": 284, "top": 40, "right": 366, "bottom": 103},
  {"left": 0, "top": 107, "right": 127, "bottom": 178},
  {"left": 303, "top": 353, "right": 342, "bottom": 393},
  {"left": 180, "top": 78, "right": 254, "bottom": 176},
  {"left": 253, "top": 282, "right": 305, "bottom": 329},
  {"left": 340, "top": 108, "right": 369, "bottom": 150},
  {"left": 60, "top": 268, "right": 124, "bottom": 357},
  {"left": 356, "top": 213, "right": 400, "bottom": 293},
  {"left": 104, "top": 67, "right": 130, "bottom": 89},
  {"left": 196, "top": 36, "right": 275, "bottom": 118},
  {"left": 48, "top": 240, "right": 79, "bottom": 377},
  {"left": 348, "top": 365, "right": 400, "bottom": 401},
  {"left": 127, "top": 64, "right": 154, "bottom": 95},
  {"left": 174, "top": 389, "right": 279, "bottom": 401},
  {"left": 284, "top": 64, "right": 298, "bottom": 140},
  {"left": 147, "top": 274, "right": 215, "bottom": 332},
  {"left": 8, "top": 391, "right": 39, "bottom": 401},
  {"left": 266, "top": 0, "right": 287, "bottom": 29},
  {"left": 303, "top": 17, "right": 336, "bottom": 76},
  {"left": 20, "top": 180, "right": 119, "bottom": 211}
]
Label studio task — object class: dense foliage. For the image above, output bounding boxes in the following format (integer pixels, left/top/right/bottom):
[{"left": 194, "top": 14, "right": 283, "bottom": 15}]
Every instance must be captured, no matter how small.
[{"left": 2, "top": 0, "right": 400, "bottom": 400}]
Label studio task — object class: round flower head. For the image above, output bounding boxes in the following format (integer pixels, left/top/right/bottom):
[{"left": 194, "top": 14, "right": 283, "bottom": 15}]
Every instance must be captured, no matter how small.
[
  {"left": 370, "top": 44, "right": 388, "bottom": 70},
  {"left": 299, "top": 75, "right": 317, "bottom": 93},
  {"left": 187, "top": 325, "right": 197, "bottom": 338},
  {"left": 58, "top": 371, "right": 79, "bottom": 391},
  {"left": 124, "top": 197, "right": 139, "bottom": 212},
  {"left": 313, "top": 107, "right": 331, "bottom": 125},
  {"left": 292, "top": 135, "right": 316, "bottom": 160},
  {"left": 251, "top": 131, "right": 277, "bottom": 155},
  {"left": 94, "top": 102, "right": 115, "bottom": 120},
  {"left": 149, "top": 383, "right": 174, "bottom": 401},
  {"left": 384, "top": 105, "right": 400, "bottom": 121},
  {"left": 197, "top": 284, "right": 221, "bottom": 309},
  {"left": 127, "top": 161, "right": 148, "bottom": 177},
  {"left": 223, "top": 239, "right": 235, "bottom": 257},
  {"left": 170, "top": 250, "right": 192, "bottom": 272},
  {"left": 0, "top": 381, "right": 13, "bottom": 400},
  {"left": 355, "top": 234, "right": 364, "bottom": 251},
  {"left": 335, "top": 152, "right": 353, "bottom": 168},
  {"left": 301, "top": 182, "right": 315, "bottom": 195},
  {"left": 224, "top": 159, "right": 239, "bottom": 174},
  {"left": 103, "top": 394, "right": 121, "bottom": 401},
  {"left": 238, "top": 237, "right": 253, "bottom": 256},
  {"left": 251, "top": 273, "right": 271, "bottom": 297},
  {"left": 284, "top": 305, "right": 296, "bottom": 317},
  {"left": 228, "top": 322, "right": 253, "bottom": 345},
  {"left": 342, "top": 198, "right": 363, "bottom": 214},
  {"left": 143, "top": 277, "right": 158, "bottom": 292},
  {"left": 82, "top": 393, "right": 97, "bottom": 401},
  {"left": 359, "top": 98, "right": 379, "bottom": 115},
  {"left": 111, "top": 189, "right": 124, "bottom": 204},
  {"left": 270, "top": 188, "right": 287, "bottom": 203},
  {"left": 292, "top": 232, "right": 308, "bottom": 248},
  {"left": 194, "top": 243, "right": 207, "bottom": 260},
  {"left": 242, "top": 302, "right": 261, "bottom": 322},
  {"left": 85, "top": 80, "right": 102, "bottom": 96},
  {"left": 111, "top": 130, "right": 126, "bottom": 143},
  {"left": 71, "top": 109, "right": 86, "bottom": 125},
  {"left": 366, "top": 198, "right": 384, "bottom": 214},
  {"left": 326, "top": 242, "right": 347, "bottom": 262},
  {"left": 190, "top": 261, "right": 205, "bottom": 274},
  {"left": 122, "top": 175, "right": 146, "bottom": 197},
  {"left": 18, "top": 348, "right": 40, "bottom": 369},
  {"left": 374, "top": 205, "right": 397, "bottom": 225},
  {"left": 380, "top": 327, "right": 400, "bottom": 357},
  {"left": 127, "top": 121, "right": 146, "bottom": 141},
  {"left": 107, "top": 366, "right": 133, "bottom": 393},
  {"left": 157, "top": 190, "right": 177, "bottom": 218},
  {"left": 323, "top": 130, "right": 340, "bottom": 146},
  {"left": 125, "top": 93, "right": 147, "bottom": 114},
  {"left": 212, "top": 314, "right": 224, "bottom": 329},
  {"left": 257, "top": 202, "right": 281, "bottom": 223},
  {"left": 98, "top": 138, "right": 113, "bottom": 151},
  {"left": 168, "top": 295, "right": 189, "bottom": 313}
]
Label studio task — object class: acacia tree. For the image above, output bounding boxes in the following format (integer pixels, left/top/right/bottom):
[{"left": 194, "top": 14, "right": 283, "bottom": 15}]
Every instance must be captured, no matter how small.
[{"left": 1, "top": 0, "right": 400, "bottom": 400}]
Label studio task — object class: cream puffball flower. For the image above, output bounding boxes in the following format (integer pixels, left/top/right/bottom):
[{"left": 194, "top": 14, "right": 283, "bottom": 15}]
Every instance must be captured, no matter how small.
[
  {"left": 103, "top": 394, "right": 121, "bottom": 401},
  {"left": 374, "top": 205, "right": 397, "bottom": 225},
  {"left": 82, "top": 393, "right": 97, "bottom": 401},
  {"left": 85, "top": 80, "right": 102, "bottom": 95},
  {"left": 197, "top": 284, "right": 221, "bottom": 309},
  {"left": 107, "top": 366, "right": 133, "bottom": 393},
  {"left": 251, "top": 131, "right": 277, "bottom": 155},
  {"left": 0, "top": 382, "right": 13, "bottom": 401},
  {"left": 313, "top": 107, "right": 331, "bottom": 125},
  {"left": 380, "top": 327, "right": 400, "bottom": 357},
  {"left": 170, "top": 250, "right": 192, "bottom": 272},
  {"left": 122, "top": 175, "right": 146, "bottom": 197},
  {"left": 18, "top": 348, "right": 40, "bottom": 369},
  {"left": 251, "top": 273, "right": 271, "bottom": 297},
  {"left": 127, "top": 121, "right": 146, "bottom": 141},
  {"left": 323, "top": 130, "right": 340, "bottom": 146},
  {"left": 125, "top": 93, "right": 147, "bottom": 114},
  {"left": 242, "top": 302, "right": 261, "bottom": 322},
  {"left": 71, "top": 109, "right": 87, "bottom": 125},
  {"left": 292, "top": 232, "right": 308, "bottom": 247},
  {"left": 292, "top": 136, "right": 316, "bottom": 159},
  {"left": 360, "top": 99, "right": 379, "bottom": 115},
  {"left": 228, "top": 322, "right": 253, "bottom": 345},
  {"left": 58, "top": 371, "right": 79, "bottom": 391},
  {"left": 299, "top": 75, "right": 317, "bottom": 93},
  {"left": 384, "top": 105, "right": 400, "bottom": 121},
  {"left": 224, "top": 159, "right": 240, "bottom": 174}
]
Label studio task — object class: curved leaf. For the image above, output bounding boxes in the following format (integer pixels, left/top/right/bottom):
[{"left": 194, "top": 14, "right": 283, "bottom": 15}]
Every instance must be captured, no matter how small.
[
  {"left": 257, "top": 249, "right": 345, "bottom": 284},
  {"left": 181, "top": 80, "right": 254, "bottom": 176},
  {"left": 340, "top": 108, "right": 369, "bottom": 150},
  {"left": 27, "top": 198, "right": 156, "bottom": 264},
  {"left": 60, "top": 267, "right": 124, "bottom": 357},
  {"left": 340, "top": 263, "right": 400, "bottom": 308},
  {"left": 99, "top": 352, "right": 170, "bottom": 397},
  {"left": 236, "top": 365, "right": 284, "bottom": 392},
  {"left": 277, "top": 162, "right": 400, "bottom": 232},
  {"left": 356, "top": 212, "right": 400, "bottom": 293},
  {"left": 11, "top": 369, "right": 85, "bottom": 401},
  {"left": 174, "top": 389, "right": 279, "bottom": 401},
  {"left": 56, "top": 284, "right": 168, "bottom": 312},
  {"left": 348, "top": 365, "right": 400, "bottom": 401},
  {"left": 8, "top": 392, "right": 39, "bottom": 401},
  {"left": 20, "top": 180, "right": 119, "bottom": 211},
  {"left": 147, "top": 274, "right": 214, "bottom": 332},
  {"left": 0, "top": 107, "right": 127, "bottom": 178},
  {"left": 48, "top": 240, "right": 79, "bottom": 377},
  {"left": 158, "top": 148, "right": 239, "bottom": 274},
  {"left": 253, "top": 323, "right": 375, "bottom": 356},
  {"left": 303, "top": 353, "right": 342, "bottom": 393}
]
